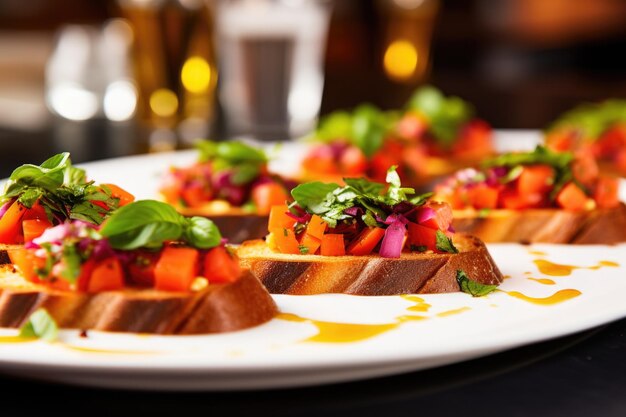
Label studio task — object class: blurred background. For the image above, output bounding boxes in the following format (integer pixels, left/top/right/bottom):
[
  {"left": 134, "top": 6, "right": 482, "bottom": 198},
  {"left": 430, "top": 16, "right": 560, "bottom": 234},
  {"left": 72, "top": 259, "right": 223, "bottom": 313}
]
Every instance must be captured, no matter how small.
[{"left": 1, "top": 0, "right": 626, "bottom": 175}]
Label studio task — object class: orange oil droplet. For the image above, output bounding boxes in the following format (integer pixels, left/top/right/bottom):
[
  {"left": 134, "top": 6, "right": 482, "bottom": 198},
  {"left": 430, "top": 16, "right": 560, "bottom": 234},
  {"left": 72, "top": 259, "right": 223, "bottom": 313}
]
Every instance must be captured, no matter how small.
[
  {"left": 436, "top": 307, "right": 471, "bottom": 317},
  {"left": 505, "top": 289, "right": 582, "bottom": 305},
  {"left": 528, "top": 277, "right": 556, "bottom": 285}
]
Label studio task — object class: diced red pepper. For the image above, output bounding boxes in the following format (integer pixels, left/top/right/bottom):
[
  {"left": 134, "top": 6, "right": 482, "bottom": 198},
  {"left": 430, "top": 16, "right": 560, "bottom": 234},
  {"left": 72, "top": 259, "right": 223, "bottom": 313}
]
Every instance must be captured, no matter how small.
[
  {"left": 203, "top": 246, "right": 241, "bottom": 284},
  {"left": 320, "top": 234, "right": 345, "bottom": 256},
  {"left": 346, "top": 227, "right": 385, "bottom": 256}
]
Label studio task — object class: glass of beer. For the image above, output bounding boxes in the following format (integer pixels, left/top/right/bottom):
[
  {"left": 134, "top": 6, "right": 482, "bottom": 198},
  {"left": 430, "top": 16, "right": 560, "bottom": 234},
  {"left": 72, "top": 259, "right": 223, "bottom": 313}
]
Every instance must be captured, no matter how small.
[
  {"left": 212, "top": 0, "right": 332, "bottom": 141},
  {"left": 118, "top": 0, "right": 218, "bottom": 149}
]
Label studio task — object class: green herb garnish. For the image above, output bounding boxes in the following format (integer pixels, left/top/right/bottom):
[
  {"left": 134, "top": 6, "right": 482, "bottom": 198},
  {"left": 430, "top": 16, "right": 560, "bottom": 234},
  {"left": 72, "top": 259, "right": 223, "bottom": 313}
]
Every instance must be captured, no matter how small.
[
  {"left": 407, "top": 86, "right": 474, "bottom": 147},
  {"left": 410, "top": 245, "right": 428, "bottom": 252},
  {"left": 100, "top": 200, "right": 221, "bottom": 250},
  {"left": 1, "top": 152, "right": 120, "bottom": 225},
  {"left": 290, "top": 167, "right": 431, "bottom": 228},
  {"left": 298, "top": 245, "right": 310, "bottom": 254},
  {"left": 435, "top": 230, "right": 458, "bottom": 253},
  {"left": 19, "top": 309, "right": 58, "bottom": 342},
  {"left": 456, "top": 270, "right": 498, "bottom": 297},
  {"left": 195, "top": 140, "right": 268, "bottom": 185}
]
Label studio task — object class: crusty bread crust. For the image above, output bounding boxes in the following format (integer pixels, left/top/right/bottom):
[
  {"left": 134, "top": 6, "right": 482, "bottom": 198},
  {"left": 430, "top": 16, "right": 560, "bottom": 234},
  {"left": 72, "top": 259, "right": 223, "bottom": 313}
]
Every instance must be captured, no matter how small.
[
  {"left": 237, "top": 234, "right": 503, "bottom": 295},
  {"left": 451, "top": 203, "right": 626, "bottom": 244},
  {"left": 0, "top": 270, "right": 277, "bottom": 334}
]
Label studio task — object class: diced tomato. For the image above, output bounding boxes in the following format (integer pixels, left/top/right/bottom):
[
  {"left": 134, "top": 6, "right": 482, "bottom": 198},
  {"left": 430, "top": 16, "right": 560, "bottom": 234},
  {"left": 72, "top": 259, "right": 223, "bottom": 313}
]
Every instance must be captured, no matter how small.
[
  {"left": 298, "top": 232, "right": 321, "bottom": 255},
  {"left": 401, "top": 145, "right": 429, "bottom": 178},
  {"left": 340, "top": 146, "right": 368, "bottom": 176},
  {"left": 302, "top": 146, "right": 339, "bottom": 175},
  {"left": 453, "top": 119, "right": 494, "bottom": 158},
  {"left": 0, "top": 201, "right": 27, "bottom": 244},
  {"left": 22, "top": 202, "right": 47, "bottom": 221},
  {"left": 500, "top": 189, "right": 532, "bottom": 210},
  {"left": 76, "top": 259, "right": 98, "bottom": 292},
  {"left": 517, "top": 165, "right": 554, "bottom": 196},
  {"left": 419, "top": 202, "right": 453, "bottom": 231},
  {"left": 407, "top": 222, "right": 437, "bottom": 251},
  {"left": 571, "top": 154, "right": 599, "bottom": 188},
  {"left": 252, "top": 182, "right": 288, "bottom": 215},
  {"left": 101, "top": 183, "right": 135, "bottom": 207},
  {"left": 268, "top": 205, "right": 294, "bottom": 231},
  {"left": 594, "top": 124, "right": 626, "bottom": 158},
  {"left": 346, "top": 227, "right": 385, "bottom": 256},
  {"left": 154, "top": 246, "right": 199, "bottom": 292},
  {"left": 556, "top": 182, "right": 589, "bottom": 211},
  {"left": 126, "top": 251, "right": 159, "bottom": 287},
  {"left": 270, "top": 229, "right": 300, "bottom": 254},
  {"left": 467, "top": 184, "right": 499, "bottom": 209},
  {"left": 320, "top": 234, "right": 345, "bottom": 256},
  {"left": 22, "top": 218, "right": 52, "bottom": 243},
  {"left": 87, "top": 257, "right": 125, "bottom": 292},
  {"left": 616, "top": 148, "right": 626, "bottom": 176},
  {"left": 203, "top": 246, "right": 241, "bottom": 284},
  {"left": 546, "top": 129, "right": 577, "bottom": 152},
  {"left": 181, "top": 184, "right": 209, "bottom": 208},
  {"left": 397, "top": 112, "right": 428, "bottom": 141},
  {"left": 369, "top": 140, "right": 404, "bottom": 182},
  {"left": 593, "top": 176, "right": 620, "bottom": 209}
]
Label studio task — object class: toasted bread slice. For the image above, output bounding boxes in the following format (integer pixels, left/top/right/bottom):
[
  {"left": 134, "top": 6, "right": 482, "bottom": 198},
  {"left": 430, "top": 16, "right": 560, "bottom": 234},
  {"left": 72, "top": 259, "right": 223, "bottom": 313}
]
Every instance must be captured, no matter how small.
[
  {"left": 237, "top": 234, "right": 503, "bottom": 295},
  {"left": 0, "top": 268, "right": 277, "bottom": 334},
  {"left": 451, "top": 203, "right": 626, "bottom": 244}
]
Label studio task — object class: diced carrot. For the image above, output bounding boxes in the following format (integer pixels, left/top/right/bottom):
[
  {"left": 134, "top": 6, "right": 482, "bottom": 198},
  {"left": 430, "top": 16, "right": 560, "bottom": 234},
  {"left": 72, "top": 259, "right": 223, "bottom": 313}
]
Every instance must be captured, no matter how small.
[
  {"left": 407, "top": 222, "right": 437, "bottom": 251},
  {"left": 298, "top": 232, "right": 321, "bottom": 255},
  {"left": 346, "top": 227, "right": 385, "bottom": 256},
  {"left": 87, "top": 257, "right": 124, "bottom": 293},
  {"left": 22, "top": 218, "right": 53, "bottom": 243},
  {"left": 468, "top": 184, "right": 499, "bottom": 209},
  {"left": 7, "top": 247, "right": 44, "bottom": 283},
  {"left": 546, "top": 129, "right": 576, "bottom": 152},
  {"left": 0, "top": 201, "right": 26, "bottom": 244},
  {"left": 302, "top": 150, "right": 339, "bottom": 175},
  {"left": 268, "top": 205, "right": 294, "bottom": 231},
  {"left": 594, "top": 176, "right": 620, "bottom": 209},
  {"left": 271, "top": 228, "right": 301, "bottom": 255},
  {"left": 305, "top": 215, "right": 327, "bottom": 240},
  {"left": 500, "top": 189, "right": 543, "bottom": 210},
  {"left": 419, "top": 202, "right": 453, "bottom": 230},
  {"left": 101, "top": 183, "right": 135, "bottom": 207},
  {"left": 340, "top": 146, "right": 368, "bottom": 175},
  {"left": 517, "top": 165, "right": 554, "bottom": 196},
  {"left": 556, "top": 182, "right": 589, "bottom": 211},
  {"left": 154, "top": 246, "right": 199, "bottom": 292},
  {"left": 252, "top": 182, "right": 289, "bottom": 215},
  {"left": 320, "top": 234, "right": 345, "bottom": 256},
  {"left": 203, "top": 246, "right": 241, "bottom": 284}
]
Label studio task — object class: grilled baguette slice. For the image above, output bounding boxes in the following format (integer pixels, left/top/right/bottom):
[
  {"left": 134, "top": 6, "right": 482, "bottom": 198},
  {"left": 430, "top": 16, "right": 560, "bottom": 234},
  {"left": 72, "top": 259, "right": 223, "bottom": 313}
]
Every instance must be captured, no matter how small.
[
  {"left": 451, "top": 203, "right": 626, "bottom": 244},
  {"left": 0, "top": 268, "right": 277, "bottom": 335},
  {"left": 176, "top": 207, "right": 269, "bottom": 244},
  {"left": 238, "top": 234, "right": 503, "bottom": 295}
]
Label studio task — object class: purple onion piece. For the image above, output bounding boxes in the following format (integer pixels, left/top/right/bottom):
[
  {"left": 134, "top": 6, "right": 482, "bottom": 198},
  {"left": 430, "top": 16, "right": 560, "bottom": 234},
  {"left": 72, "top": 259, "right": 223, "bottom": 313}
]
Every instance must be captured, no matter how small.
[
  {"left": 417, "top": 207, "right": 436, "bottom": 224},
  {"left": 286, "top": 211, "right": 311, "bottom": 224},
  {"left": 392, "top": 201, "right": 414, "bottom": 214},
  {"left": 378, "top": 220, "right": 406, "bottom": 258},
  {"left": 447, "top": 224, "right": 456, "bottom": 233},
  {"left": 383, "top": 213, "right": 408, "bottom": 225},
  {"left": 344, "top": 206, "right": 362, "bottom": 217}
]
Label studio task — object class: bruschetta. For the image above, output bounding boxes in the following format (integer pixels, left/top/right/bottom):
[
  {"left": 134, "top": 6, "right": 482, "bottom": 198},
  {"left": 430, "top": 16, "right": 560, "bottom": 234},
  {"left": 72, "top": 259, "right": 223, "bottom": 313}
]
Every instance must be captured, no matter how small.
[
  {"left": 434, "top": 146, "right": 626, "bottom": 244},
  {"left": 160, "top": 140, "right": 293, "bottom": 242},
  {"left": 1, "top": 200, "right": 277, "bottom": 334},
  {"left": 301, "top": 86, "right": 494, "bottom": 188},
  {"left": 238, "top": 168, "right": 503, "bottom": 295},
  {"left": 0, "top": 152, "right": 134, "bottom": 263}
]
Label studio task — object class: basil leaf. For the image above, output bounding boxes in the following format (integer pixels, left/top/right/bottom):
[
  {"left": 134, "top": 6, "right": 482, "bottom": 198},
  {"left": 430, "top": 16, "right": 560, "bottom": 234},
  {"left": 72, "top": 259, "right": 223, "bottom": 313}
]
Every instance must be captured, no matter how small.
[
  {"left": 231, "top": 164, "right": 260, "bottom": 185},
  {"left": 456, "top": 269, "right": 498, "bottom": 297},
  {"left": 19, "top": 309, "right": 58, "bottom": 342},
  {"left": 343, "top": 177, "right": 384, "bottom": 195},
  {"left": 291, "top": 182, "right": 340, "bottom": 214},
  {"left": 484, "top": 146, "right": 572, "bottom": 171},
  {"left": 315, "top": 111, "right": 353, "bottom": 142},
  {"left": 352, "top": 104, "right": 387, "bottom": 157},
  {"left": 8, "top": 152, "right": 70, "bottom": 193},
  {"left": 435, "top": 230, "right": 459, "bottom": 253},
  {"left": 100, "top": 200, "right": 185, "bottom": 250},
  {"left": 183, "top": 216, "right": 222, "bottom": 249}
]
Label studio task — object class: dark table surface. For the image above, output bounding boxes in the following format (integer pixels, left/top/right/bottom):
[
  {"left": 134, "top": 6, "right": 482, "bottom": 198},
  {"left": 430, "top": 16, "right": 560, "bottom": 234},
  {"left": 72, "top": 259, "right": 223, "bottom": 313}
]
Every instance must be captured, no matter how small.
[{"left": 1, "top": 125, "right": 626, "bottom": 417}]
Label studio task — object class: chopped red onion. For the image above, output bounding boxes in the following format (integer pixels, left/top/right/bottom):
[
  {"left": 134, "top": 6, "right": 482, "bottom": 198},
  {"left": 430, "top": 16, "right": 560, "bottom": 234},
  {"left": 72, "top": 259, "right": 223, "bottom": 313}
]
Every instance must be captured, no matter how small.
[{"left": 379, "top": 220, "right": 406, "bottom": 258}]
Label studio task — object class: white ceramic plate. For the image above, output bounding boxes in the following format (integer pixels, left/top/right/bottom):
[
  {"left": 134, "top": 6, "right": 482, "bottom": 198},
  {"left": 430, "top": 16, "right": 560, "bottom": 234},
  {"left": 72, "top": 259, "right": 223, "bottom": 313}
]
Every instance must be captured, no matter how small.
[{"left": 0, "top": 131, "right": 625, "bottom": 391}]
